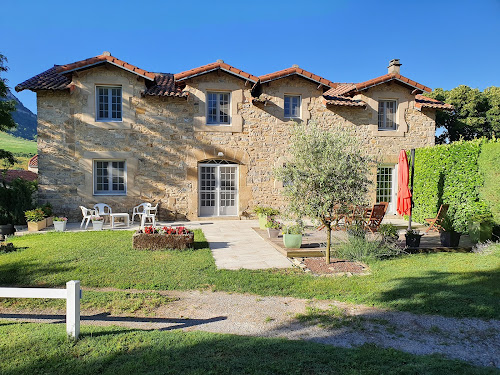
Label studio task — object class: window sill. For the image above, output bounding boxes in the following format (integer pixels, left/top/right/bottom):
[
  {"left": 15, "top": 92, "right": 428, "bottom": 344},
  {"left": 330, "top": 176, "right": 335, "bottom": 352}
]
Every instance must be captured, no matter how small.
[{"left": 93, "top": 192, "right": 127, "bottom": 196}]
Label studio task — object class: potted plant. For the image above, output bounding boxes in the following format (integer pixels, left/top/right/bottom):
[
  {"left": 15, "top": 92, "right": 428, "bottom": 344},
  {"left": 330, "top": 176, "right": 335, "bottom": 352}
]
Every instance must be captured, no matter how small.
[
  {"left": 379, "top": 223, "right": 399, "bottom": 244},
  {"left": 405, "top": 229, "right": 423, "bottom": 248},
  {"left": 41, "top": 203, "right": 54, "bottom": 227},
  {"left": 53, "top": 217, "right": 68, "bottom": 232},
  {"left": 265, "top": 217, "right": 282, "bottom": 238},
  {"left": 439, "top": 215, "right": 461, "bottom": 247},
  {"left": 0, "top": 212, "right": 15, "bottom": 236},
  {"left": 254, "top": 206, "right": 280, "bottom": 230},
  {"left": 25, "top": 208, "right": 47, "bottom": 232},
  {"left": 91, "top": 215, "right": 104, "bottom": 231},
  {"left": 282, "top": 222, "right": 303, "bottom": 248},
  {"left": 468, "top": 213, "right": 494, "bottom": 244}
]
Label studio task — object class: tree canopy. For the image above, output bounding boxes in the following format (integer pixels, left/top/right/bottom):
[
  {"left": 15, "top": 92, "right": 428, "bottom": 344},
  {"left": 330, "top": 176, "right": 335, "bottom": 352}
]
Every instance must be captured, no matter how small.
[
  {"left": 427, "top": 85, "right": 500, "bottom": 144},
  {"left": 275, "top": 123, "right": 373, "bottom": 263},
  {"left": 0, "top": 53, "right": 18, "bottom": 165}
]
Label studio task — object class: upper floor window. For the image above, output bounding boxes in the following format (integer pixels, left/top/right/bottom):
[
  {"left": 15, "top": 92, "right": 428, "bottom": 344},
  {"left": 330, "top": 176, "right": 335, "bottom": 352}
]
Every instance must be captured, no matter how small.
[
  {"left": 207, "top": 92, "right": 230, "bottom": 125},
  {"left": 94, "top": 160, "right": 126, "bottom": 195},
  {"left": 378, "top": 100, "right": 397, "bottom": 130},
  {"left": 284, "top": 95, "right": 301, "bottom": 118},
  {"left": 96, "top": 86, "right": 122, "bottom": 122}
]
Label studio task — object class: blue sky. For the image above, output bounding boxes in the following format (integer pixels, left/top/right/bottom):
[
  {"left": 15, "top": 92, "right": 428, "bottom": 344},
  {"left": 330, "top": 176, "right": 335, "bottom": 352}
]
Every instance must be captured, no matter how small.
[{"left": 2, "top": 0, "right": 499, "bottom": 114}]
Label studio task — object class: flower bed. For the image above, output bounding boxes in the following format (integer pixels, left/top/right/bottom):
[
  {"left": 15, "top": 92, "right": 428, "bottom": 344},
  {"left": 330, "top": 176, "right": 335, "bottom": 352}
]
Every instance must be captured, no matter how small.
[{"left": 132, "top": 226, "right": 194, "bottom": 250}]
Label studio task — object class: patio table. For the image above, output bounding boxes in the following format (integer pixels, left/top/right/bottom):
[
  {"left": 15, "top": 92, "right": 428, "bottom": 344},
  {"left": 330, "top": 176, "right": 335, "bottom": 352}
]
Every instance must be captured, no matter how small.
[{"left": 110, "top": 213, "right": 130, "bottom": 228}]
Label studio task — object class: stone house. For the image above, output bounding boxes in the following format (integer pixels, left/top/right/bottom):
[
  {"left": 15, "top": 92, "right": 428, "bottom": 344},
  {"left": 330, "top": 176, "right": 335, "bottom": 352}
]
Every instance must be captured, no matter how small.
[{"left": 16, "top": 53, "right": 452, "bottom": 221}]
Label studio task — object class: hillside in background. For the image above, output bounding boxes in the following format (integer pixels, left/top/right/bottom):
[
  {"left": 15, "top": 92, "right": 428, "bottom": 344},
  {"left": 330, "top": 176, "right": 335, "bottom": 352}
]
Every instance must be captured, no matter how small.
[
  {"left": 2, "top": 89, "right": 37, "bottom": 140},
  {"left": 0, "top": 131, "right": 37, "bottom": 170}
]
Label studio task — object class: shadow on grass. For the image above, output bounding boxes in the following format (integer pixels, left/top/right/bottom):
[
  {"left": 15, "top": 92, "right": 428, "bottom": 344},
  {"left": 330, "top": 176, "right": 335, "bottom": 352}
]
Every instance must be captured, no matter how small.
[
  {"left": 376, "top": 267, "right": 500, "bottom": 318},
  {"left": 0, "top": 326, "right": 496, "bottom": 375},
  {"left": 0, "top": 259, "right": 75, "bottom": 286},
  {"left": 0, "top": 313, "right": 227, "bottom": 332},
  {"left": 193, "top": 239, "right": 210, "bottom": 250}
]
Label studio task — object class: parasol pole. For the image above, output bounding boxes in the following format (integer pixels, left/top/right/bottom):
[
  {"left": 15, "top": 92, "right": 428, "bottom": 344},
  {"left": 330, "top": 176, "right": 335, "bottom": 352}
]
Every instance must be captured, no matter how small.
[{"left": 407, "top": 148, "right": 415, "bottom": 231}]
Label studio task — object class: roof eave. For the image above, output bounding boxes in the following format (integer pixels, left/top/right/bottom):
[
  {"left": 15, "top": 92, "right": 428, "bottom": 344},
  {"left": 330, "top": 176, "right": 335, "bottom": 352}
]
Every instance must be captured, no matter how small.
[{"left": 62, "top": 60, "right": 155, "bottom": 81}]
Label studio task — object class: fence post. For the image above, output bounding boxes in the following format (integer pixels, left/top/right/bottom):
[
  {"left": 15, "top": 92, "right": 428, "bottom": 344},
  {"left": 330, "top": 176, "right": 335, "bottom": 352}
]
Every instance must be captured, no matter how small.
[{"left": 66, "top": 280, "right": 80, "bottom": 340}]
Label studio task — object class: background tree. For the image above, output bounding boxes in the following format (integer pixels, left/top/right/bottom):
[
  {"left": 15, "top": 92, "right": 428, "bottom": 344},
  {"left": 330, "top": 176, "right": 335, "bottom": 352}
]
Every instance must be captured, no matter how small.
[
  {"left": 0, "top": 53, "right": 18, "bottom": 166},
  {"left": 275, "top": 123, "right": 373, "bottom": 264},
  {"left": 428, "top": 85, "right": 500, "bottom": 144}
]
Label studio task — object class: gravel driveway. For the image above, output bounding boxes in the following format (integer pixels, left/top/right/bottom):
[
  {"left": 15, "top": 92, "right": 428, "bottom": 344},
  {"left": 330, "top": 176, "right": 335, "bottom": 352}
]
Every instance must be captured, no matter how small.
[{"left": 1, "top": 289, "right": 499, "bottom": 369}]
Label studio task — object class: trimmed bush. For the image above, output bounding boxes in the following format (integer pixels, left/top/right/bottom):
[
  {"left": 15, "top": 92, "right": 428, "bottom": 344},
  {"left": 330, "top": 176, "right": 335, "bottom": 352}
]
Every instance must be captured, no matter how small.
[
  {"left": 478, "top": 140, "right": 500, "bottom": 224},
  {"left": 410, "top": 139, "right": 500, "bottom": 233}
]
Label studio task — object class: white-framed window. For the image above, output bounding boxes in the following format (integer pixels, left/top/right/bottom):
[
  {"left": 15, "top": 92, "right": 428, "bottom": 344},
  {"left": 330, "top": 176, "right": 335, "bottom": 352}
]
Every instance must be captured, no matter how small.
[
  {"left": 284, "top": 95, "right": 301, "bottom": 118},
  {"left": 96, "top": 86, "right": 122, "bottom": 122},
  {"left": 207, "top": 91, "right": 230, "bottom": 125},
  {"left": 376, "top": 166, "right": 393, "bottom": 203},
  {"left": 378, "top": 100, "right": 397, "bottom": 130},
  {"left": 93, "top": 160, "right": 126, "bottom": 195}
]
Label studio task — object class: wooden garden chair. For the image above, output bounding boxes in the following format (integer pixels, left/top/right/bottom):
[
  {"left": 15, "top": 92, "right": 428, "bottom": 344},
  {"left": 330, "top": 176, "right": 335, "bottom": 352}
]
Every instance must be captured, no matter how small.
[
  {"left": 424, "top": 204, "right": 449, "bottom": 233},
  {"left": 363, "top": 202, "right": 388, "bottom": 233}
]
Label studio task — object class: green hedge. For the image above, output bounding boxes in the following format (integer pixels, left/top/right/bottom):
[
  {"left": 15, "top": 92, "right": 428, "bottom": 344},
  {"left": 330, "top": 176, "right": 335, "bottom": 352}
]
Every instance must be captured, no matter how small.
[
  {"left": 478, "top": 140, "right": 500, "bottom": 224},
  {"left": 411, "top": 139, "right": 499, "bottom": 233}
]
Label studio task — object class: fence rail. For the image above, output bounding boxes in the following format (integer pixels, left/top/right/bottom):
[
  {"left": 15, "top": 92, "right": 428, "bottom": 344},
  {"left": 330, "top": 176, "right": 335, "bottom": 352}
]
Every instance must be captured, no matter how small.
[{"left": 0, "top": 280, "right": 81, "bottom": 339}]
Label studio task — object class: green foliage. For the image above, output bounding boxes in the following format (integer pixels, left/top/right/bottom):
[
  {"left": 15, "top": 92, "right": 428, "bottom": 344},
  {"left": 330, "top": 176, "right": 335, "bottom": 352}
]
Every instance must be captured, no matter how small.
[
  {"left": 282, "top": 221, "right": 303, "bottom": 234},
  {"left": 411, "top": 139, "right": 490, "bottom": 233},
  {"left": 40, "top": 202, "right": 53, "bottom": 217},
  {"left": 264, "top": 217, "right": 282, "bottom": 229},
  {"left": 275, "top": 123, "right": 373, "bottom": 262},
  {"left": 379, "top": 223, "right": 398, "bottom": 239},
  {"left": 335, "top": 237, "right": 404, "bottom": 262},
  {"left": 478, "top": 140, "right": 500, "bottom": 224},
  {"left": 0, "top": 177, "right": 37, "bottom": 224},
  {"left": 0, "top": 54, "right": 18, "bottom": 165},
  {"left": 253, "top": 206, "right": 280, "bottom": 216},
  {"left": 427, "top": 85, "right": 500, "bottom": 144},
  {"left": 24, "top": 208, "right": 45, "bottom": 222}
]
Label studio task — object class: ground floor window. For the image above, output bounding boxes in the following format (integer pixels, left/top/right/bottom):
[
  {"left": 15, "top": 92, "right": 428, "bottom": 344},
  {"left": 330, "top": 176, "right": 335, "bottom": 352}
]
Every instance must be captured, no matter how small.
[{"left": 93, "top": 160, "right": 126, "bottom": 195}]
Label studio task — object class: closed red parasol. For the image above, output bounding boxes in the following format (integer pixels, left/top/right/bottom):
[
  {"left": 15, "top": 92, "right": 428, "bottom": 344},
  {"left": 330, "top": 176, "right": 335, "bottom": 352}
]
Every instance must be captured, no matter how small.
[{"left": 397, "top": 150, "right": 412, "bottom": 216}]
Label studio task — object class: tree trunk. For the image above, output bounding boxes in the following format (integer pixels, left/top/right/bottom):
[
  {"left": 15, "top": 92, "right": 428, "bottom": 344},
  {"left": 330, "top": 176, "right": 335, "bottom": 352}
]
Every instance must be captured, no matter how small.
[{"left": 325, "top": 225, "right": 332, "bottom": 264}]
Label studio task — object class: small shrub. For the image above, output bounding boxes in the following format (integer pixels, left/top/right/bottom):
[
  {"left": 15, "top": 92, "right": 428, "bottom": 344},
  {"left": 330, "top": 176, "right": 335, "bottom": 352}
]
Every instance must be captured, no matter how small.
[
  {"left": 24, "top": 208, "right": 45, "bottom": 222},
  {"left": 282, "top": 221, "right": 303, "bottom": 235},
  {"left": 335, "top": 236, "right": 404, "bottom": 262},
  {"left": 41, "top": 202, "right": 53, "bottom": 217},
  {"left": 265, "top": 217, "right": 282, "bottom": 230},
  {"left": 253, "top": 206, "right": 280, "bottom": 217},
  {"left": 346, "top": 223, "right": 366, "bottom": 239}
]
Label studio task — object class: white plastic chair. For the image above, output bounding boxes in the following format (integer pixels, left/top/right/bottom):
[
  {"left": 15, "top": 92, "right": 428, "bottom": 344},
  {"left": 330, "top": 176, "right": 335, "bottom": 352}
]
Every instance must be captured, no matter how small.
[
  {"left": 93, "top": 203, "right": 112, "bottom": 224},
  {"left": 131, "top": 203, "right": 150, "bottom": 224},
  {"left": 140, "top": 203, "right": 158, "bottom": 229},
  {"left": 79, "top": 206, "right": 95, "bottom": 229}
]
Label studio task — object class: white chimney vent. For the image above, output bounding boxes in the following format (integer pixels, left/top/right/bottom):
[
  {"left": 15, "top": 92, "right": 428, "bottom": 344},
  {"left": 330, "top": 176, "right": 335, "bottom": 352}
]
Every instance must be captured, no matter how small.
[
  {"left": 217, "top": 59, "right": 224, "bottom": 64},
  {"left": 388, "top": 59, "right": 401, "bottom": 74},
  {"left": 102, "top": 51, "right": 111, "bottom": 56}
]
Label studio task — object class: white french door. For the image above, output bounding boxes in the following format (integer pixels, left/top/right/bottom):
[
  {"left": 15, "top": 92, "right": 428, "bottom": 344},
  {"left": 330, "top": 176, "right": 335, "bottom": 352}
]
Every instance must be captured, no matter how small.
[
  {"left": 376, "top": 165, "right": 398, "bottom": 215},
  {"left": 199, "top": 161, "right": 238, "bottom": 217}
]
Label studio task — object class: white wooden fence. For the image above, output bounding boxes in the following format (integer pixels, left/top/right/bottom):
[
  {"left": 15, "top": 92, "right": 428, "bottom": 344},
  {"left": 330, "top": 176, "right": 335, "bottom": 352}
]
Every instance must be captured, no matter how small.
[{"left": 0, "top": 280, "right": 81, "bottom": 339}]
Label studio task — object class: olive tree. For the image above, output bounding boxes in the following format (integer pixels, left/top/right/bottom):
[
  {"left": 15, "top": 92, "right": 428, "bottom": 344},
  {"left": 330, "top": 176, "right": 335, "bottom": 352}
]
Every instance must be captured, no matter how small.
[{"left": 275, "top": 123, "right": 373, "bottom": 264}]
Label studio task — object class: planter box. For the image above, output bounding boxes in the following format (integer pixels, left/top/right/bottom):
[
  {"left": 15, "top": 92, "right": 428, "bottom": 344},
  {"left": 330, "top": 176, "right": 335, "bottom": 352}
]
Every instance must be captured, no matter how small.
[
  {"left": 45, "top": 217, "right": 53, "bottom": 227},
  {"left": 133, "top": 232, "right": 195, "bottom": 250},
  {"left": 439, "top": 231, "right": 461, "bottom": 247},
  {"left": 405, "top": 234, "right": 422, "bottom": 248},
  {"left": 28, "top": 219, "right": 47, "bottom": 232},
  {"left": 267, "top": 228, "right": 280, "bottom": 238},
  {"left": 92, "top": 221, "right": 104, "bottom": 231},
  {"left": 258, "top": 214, "right": 268, "bottom": 230},
  {"left": 54, "top": 221, "right": 67, "bottom": 232},
  {"left": 283, "top": 234, "right": 302, "bottom": 249}
]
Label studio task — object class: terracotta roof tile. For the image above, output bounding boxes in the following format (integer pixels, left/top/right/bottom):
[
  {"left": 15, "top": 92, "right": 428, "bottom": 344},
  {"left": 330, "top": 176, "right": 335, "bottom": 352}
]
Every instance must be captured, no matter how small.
[
  {"left": 143, "top": 74, "right": 188, "bottom": 97},
  {"left": 323, "top": 96, "right": 366, "bottom": 107},
  {"left": 415, "top": 94, "right": 454, "bottom": 111},
  {"left": 1, "top": 170, "right": 38, "bottom": 183},
  {"left": 259, "top": 67, "right": 336, "bottom": 88},
  {"left": 28, "top": 154, "right": 38, "bottom": 168},
  {"left": 355, "top": 73, "right": 432, "bottom": 93},
  {"left": 15, "top": 66, "right": 71, "bottom": 92},
  {"left": 175, "top": 62, "right": 259, "bottom": 83},
  {"left": 323, "top": 84, "right": 357, "bottom": 97}
]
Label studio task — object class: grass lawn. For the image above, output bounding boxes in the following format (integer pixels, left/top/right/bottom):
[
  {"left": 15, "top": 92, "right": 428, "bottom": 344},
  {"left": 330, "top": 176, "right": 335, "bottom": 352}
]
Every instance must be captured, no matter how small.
[
  {"left": 0, "top": 131, "right": 37, "bottom": 155},
  {"left": 0, "top": 322, "right": 498, "bottom": 375},
  {"left": 1, "top": 230, "right": 499, "bottom": 319}
]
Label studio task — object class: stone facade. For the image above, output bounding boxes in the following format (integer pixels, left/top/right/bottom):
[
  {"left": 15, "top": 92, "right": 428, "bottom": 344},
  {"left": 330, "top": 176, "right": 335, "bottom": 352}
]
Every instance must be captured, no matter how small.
[{"left": 35, "top": 64, "right": 436, "bottom": 221}]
